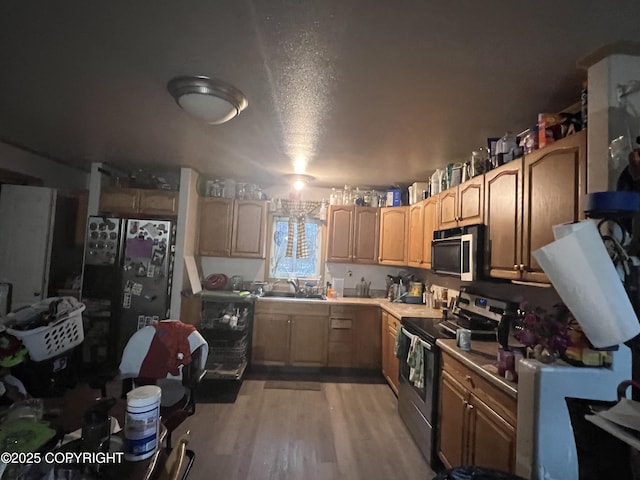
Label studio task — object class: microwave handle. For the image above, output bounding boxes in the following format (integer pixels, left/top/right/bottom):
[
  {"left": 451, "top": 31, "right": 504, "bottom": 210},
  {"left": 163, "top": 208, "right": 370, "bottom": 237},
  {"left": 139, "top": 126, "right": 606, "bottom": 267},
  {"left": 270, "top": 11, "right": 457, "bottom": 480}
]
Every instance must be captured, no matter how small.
[{"left": 460, "top": 233, "right": 475, "bottom": 282}]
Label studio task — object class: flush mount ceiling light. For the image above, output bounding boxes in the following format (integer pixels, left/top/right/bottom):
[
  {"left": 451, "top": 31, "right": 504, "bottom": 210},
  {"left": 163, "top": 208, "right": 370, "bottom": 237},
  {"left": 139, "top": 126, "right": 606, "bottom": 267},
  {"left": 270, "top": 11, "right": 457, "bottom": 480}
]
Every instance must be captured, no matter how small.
[
  {"left": 167, "top": 75, "right": 248, "bottom": 125},
  {"left": 285, "top": 173, "right": 315, "bottom": 191}
]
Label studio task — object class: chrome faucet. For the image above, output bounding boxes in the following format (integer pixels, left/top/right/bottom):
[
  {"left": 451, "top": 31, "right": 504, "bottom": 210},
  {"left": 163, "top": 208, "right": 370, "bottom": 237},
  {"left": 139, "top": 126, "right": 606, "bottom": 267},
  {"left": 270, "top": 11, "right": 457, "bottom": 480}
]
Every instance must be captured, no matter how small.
[{"left": 287, "top": 278, "right": 300, "bottom": 294}]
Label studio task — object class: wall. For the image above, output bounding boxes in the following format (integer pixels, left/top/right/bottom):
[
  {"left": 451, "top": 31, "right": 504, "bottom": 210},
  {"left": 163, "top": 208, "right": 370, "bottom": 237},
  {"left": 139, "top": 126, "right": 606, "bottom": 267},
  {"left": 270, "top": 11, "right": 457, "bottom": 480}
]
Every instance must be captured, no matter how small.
[
  {"left": 413, "top": 269, "right": 562, "bottom": 312},
  {"left": 169, "top": 167, "right": 199, "bottom": 318},
  {"left": 586, "top": 53, "right": 640, "bottom": 191},
  {"left": 0, "top": 141, "right": 88, "bottom": 190}
]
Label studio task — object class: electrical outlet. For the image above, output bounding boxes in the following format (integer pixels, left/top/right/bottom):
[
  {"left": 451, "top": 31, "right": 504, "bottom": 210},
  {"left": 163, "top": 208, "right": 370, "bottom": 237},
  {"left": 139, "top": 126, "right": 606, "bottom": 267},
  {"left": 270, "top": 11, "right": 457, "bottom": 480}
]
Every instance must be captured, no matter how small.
[{"left": 347, "top": 269, "right": 352, "bottom": 277}]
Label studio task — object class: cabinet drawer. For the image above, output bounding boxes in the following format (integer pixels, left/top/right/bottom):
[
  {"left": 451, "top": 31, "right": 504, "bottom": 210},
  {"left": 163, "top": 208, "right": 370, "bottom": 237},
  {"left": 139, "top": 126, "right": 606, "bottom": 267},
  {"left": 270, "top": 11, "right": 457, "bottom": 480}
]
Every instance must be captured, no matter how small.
[
  {"left": 330, "top": 318, "right": 353, "bottom": 329},
  {"left": 329, "top": 329, "right": 353, "bottom": 343},
  {"left": 255, "top": 300, "right": 330, "bottom": 316},
  {"left": 385, "top": 312, "right": 400, "bottom": 330},
  {"left": 442, "top": 352, "right": 517, "bottom": 425},
  {"left": 330, "top": 305, "right": 358, "bottom": 316}
]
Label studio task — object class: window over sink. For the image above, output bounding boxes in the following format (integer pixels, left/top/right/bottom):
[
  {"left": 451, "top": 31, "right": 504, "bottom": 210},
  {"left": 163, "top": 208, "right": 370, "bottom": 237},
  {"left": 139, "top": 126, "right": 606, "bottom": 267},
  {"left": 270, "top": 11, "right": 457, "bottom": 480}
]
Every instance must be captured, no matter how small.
[{"left": 268, "top": 215, "right": 323, "bottom": 280}]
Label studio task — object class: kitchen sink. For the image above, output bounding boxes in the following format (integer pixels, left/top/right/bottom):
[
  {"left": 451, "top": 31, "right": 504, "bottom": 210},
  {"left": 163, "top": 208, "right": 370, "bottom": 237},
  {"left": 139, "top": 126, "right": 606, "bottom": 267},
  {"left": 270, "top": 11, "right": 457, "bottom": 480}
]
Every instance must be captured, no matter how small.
[{"left": 261, "top": 291, "right": 326, "bottom": 300}]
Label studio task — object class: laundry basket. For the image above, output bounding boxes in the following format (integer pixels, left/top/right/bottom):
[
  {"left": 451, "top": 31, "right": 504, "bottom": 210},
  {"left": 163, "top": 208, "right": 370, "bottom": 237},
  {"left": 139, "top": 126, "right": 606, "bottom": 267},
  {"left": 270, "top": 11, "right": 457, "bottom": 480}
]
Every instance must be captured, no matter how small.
[{"left": 5, "top": 297, "right": 85, "bottom": 362}]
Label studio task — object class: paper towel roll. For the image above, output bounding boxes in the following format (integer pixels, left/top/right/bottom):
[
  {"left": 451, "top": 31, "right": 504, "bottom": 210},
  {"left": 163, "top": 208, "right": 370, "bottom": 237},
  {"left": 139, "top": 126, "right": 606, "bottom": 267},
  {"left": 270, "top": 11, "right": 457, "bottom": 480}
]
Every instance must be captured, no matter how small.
[{"left": 532, "top": 220, "right": 640, "bottom": 348}]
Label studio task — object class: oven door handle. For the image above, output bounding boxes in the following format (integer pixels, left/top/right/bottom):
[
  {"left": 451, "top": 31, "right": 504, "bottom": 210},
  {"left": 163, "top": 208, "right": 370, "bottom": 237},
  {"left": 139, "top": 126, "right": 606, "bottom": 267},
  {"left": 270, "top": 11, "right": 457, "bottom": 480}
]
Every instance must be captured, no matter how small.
[{"left": 401, "top": 326, "right": 432, "bottom": 351}]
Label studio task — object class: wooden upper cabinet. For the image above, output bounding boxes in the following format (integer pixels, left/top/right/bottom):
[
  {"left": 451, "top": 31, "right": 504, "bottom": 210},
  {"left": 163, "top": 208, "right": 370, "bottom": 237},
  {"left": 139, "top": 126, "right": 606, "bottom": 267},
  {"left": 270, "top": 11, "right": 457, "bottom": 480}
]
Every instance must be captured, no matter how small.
[
  {"left": 483, "top": 130, "right": 587, "bottom": 283},
  {"left": 198, "top": 197, "right": 233, "bottom": 257},
  {"left": 99, "top": 188, "right": 140, "bottom": 216},
  {"left": 484, "top": 160, "right": 523, "bottom": 280},
  {"left": 326, "top": 206, "right": 354, "bottom": 262},
  {"left": 438, "top": 176, "right": 484, "bottom": 230},
  {"left": 378, "top": 207, "right": 408, "bottom": 265},
  {"left": 100, "top": 188, "right": 179, "bottom": 217},
  {"left": 407, "top": 202, "right": 425, "bottom": 267},
  {"left": 422, "top": 196, "right": 438, "bottom": 269},
  {"left": 353, "top": 207, "right": 379, "bottom": 263},
  {"left": 408, "top": 196, "right": 439, "bottom": 269},
  {"left": 231, "top": 200, "right": 268, "bottom": 258},
  {"left": 198, "top": 198, "right": 268, "bottom": 258},
  {"left": 326, "top": 206, "right": 379, "bottom": 264},
  {"left": 438, "top": 188, "right": 458, "bottom": 230},
  {"left": 521, "top": 130, "right": 587, "bottom": 283},
  {"left": 139, "top": 189, "right": 179, "bottom": 216},
  {"left": 458, "top": 175, "right": 484, "bottom": 226}
]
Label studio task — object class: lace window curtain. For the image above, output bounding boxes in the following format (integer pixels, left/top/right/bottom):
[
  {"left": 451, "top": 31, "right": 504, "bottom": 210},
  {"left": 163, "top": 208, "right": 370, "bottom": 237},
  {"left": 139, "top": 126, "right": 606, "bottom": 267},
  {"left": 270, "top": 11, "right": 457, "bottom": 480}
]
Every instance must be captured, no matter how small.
[{"left": 273, "top": 199, "right": 323, "bottom": 258}]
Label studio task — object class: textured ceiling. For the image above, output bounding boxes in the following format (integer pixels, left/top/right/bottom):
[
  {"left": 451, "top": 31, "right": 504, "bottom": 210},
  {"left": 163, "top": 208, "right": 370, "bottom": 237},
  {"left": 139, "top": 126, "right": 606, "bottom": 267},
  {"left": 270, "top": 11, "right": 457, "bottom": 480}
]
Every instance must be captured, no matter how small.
[{"left": 1, "top": 1, "right": 640, "bottom": 189}]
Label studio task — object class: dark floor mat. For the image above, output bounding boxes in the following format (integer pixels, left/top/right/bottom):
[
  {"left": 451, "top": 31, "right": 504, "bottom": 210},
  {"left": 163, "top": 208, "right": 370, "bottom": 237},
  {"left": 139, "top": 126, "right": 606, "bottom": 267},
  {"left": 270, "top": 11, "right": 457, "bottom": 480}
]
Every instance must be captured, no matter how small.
[
  {"left": 246, "top": 367, "right": 386, "bottom": 384},
  {"left": 264, "top": 380, "right": 322, "bottom": 391},
  {"left": 197, "top": 380, "right": 242, "bottom": 403}
]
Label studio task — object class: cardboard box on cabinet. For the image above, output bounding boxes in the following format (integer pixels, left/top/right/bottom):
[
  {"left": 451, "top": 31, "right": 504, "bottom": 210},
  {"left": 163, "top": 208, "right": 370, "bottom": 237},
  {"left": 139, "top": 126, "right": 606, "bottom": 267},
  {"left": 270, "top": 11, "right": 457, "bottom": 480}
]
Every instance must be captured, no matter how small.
[{"left": 537, "top": 113, "right": 564, "bottom": 149}]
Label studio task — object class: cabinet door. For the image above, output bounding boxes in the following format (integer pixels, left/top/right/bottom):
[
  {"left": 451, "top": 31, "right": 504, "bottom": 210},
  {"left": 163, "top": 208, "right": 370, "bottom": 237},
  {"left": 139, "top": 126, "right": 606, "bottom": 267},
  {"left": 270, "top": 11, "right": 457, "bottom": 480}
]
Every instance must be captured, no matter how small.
[
  {"left": 522, "top": 130, "right": 587, "bottom": 283},
  {"left": 407, "top": 202, "right": 425, "bottom": 267},
  {"left": 352, "top": 207, "right": 379, "bottom": 264},
  {"left": 468, "top": 394, "right": 517, "bottom": 473},
  {"left": 484, "top": 160, "right": 523, "bottom": 280},
  {"left": 438, "top": 370, "right": 469, "bottom": 469},
  {"left": 231, "top": 200, "right": 268, "bottom": 258},
  {"left": 353, "top": 306, "right": 381, "bottom": 369},
  {"left": 387, "top": 323, "right": 400, "bottom": 394},
  {"left": 198, "top": 197, "right": 233, "bottom": 257},
  {"left": 252, "top": 313, "right": 291, "bottom": 365},
  {"left": 422, "top": 196, "right": 438, "bottom": 269},
  {"left": 139, "top": 190, "right": 179, "bottom": 216},
  {"left": 438, "top": 188, "right": 458, "bottom": 230},
  {"left": 99, "top": 188, "right": 139, "bottom": 216},
  {"left": 380, "top": 311, "right": 390, "bottom": 379},
  {"left": 290, "top": 315, "right": 329, "bottom": 366},
  {"left": 378, "top": 207, "right": 408, "bottom": 265},
  {"left": 326, "top": 205, "right": 354, "bottom": 262},
  {"left": 458, "top": 175, "right": 484, "bottom": 226}
]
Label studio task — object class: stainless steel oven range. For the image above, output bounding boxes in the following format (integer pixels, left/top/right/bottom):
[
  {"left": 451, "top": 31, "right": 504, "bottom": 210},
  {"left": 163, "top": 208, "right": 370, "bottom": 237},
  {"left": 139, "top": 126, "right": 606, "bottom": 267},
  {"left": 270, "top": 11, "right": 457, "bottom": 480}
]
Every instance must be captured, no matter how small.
[{"left": 397, "top": 316, "right": 444, "bottom": 467}]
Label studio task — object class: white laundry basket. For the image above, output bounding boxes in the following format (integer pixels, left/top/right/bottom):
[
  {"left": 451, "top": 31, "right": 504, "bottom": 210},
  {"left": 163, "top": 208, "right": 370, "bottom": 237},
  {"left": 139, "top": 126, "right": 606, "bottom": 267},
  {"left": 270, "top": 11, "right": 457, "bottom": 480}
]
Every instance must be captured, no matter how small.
[{"left": 6, "top": 297, "right": 85, "bottom": 361}]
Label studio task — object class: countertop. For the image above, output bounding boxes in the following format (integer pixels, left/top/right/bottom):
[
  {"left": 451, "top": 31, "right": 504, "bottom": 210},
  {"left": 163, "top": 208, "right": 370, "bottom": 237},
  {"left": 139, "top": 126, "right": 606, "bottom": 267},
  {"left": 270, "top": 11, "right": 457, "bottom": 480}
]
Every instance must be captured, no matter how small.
[
  {"left": 255, "top": 295, "right": 444, "bottom": 319},
  {"left": 436, "top": 338, "right": 518, "bottom": 399}
]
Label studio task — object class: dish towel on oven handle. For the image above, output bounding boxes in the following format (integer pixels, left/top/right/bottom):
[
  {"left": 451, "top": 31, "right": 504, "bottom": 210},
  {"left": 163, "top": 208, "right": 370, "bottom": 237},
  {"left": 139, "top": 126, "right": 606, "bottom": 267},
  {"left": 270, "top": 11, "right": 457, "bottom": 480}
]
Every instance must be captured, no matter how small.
[
  {"left": 394, "top": 325, "right": 407, "bottom": 358},
  {"left": 407, "top": 336, "right": 424, "bottom": 389}
]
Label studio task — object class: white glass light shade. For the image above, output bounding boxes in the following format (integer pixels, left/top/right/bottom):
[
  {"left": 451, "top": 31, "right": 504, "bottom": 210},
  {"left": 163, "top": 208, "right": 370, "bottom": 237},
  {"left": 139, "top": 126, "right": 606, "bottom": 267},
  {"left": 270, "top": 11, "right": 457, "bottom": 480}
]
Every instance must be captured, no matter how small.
[
  {"left": 177, "top": 93, "right": 239, "bottom": 125},
  {"left": 167, "top": 76, "right": 248, "bottom": 125}
]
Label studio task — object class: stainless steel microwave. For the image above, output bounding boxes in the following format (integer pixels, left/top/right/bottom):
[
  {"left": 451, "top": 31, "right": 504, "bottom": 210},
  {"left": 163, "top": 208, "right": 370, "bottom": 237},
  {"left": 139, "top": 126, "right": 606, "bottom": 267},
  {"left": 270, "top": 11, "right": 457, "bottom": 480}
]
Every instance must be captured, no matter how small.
[{"left": 431, "top": 224, "right": 485, "bottom": 281}]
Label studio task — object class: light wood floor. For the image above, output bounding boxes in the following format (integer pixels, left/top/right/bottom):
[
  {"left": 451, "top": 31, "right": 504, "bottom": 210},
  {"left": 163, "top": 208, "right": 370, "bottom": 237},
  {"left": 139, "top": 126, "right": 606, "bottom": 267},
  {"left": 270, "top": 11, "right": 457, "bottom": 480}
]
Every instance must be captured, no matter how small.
[{"left": 174, "top": 379, "right": 435, "bottom": 480}]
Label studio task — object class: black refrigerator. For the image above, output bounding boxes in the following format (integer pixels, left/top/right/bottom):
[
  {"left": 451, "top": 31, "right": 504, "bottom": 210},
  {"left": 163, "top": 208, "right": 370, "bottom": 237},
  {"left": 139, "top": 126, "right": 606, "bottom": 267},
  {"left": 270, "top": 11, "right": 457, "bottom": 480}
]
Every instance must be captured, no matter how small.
[{"left": 80, "top": 216, "right": 175, "bottom": 370}]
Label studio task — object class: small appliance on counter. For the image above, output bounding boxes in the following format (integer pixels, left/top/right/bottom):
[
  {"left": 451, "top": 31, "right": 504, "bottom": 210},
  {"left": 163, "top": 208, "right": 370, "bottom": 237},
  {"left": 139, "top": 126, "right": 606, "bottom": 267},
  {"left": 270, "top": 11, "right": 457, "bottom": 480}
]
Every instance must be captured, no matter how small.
[{"left": 439, "top": 289, "right": 517, "bottom": 341}]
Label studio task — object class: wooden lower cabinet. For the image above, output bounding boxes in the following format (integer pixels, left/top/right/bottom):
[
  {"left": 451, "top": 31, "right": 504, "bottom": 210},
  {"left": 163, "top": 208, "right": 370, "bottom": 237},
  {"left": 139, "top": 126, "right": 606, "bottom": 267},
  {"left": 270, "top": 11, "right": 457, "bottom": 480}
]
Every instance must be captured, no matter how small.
[
  {"left": 438, "top": 352, "right": 517, "bottom": 473},
  {"left": 380, "top": 310, "right": 400, "bottom": 394},
  {"left": 438, "top": 371, "right": 468, "bottom": 468},
  {"left": 469, "top": 395, "right": 517, "bottom": 472},
  {"left": 252, "top": 313, "right": 291, "bottom": 364},
  {"left": 290, "top": 315, "right": 329, "bottom": 366},
  {"left": 327, "top": 306, "right": 381, "bottom": 369},
  {"left": 252, "top": 301, "right": 329, "bottom": 366}
]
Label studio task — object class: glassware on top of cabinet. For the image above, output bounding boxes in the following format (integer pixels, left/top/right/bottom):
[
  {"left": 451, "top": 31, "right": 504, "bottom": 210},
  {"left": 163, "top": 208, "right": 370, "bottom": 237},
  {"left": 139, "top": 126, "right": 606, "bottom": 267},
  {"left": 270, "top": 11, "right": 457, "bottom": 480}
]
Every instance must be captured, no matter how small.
[
  {"left": 236, "top": 183, "right": 246, "bottom": 200},
  {"left": 330, "top": 188, "right": 340, "bottom": 205},
  {"left": 342, "top": 185, "right": 353, "bottom": 205}
]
